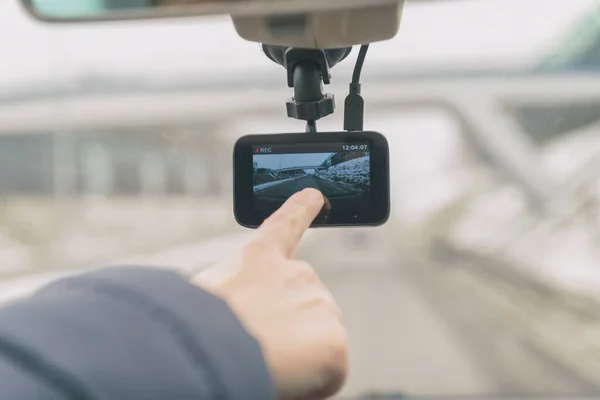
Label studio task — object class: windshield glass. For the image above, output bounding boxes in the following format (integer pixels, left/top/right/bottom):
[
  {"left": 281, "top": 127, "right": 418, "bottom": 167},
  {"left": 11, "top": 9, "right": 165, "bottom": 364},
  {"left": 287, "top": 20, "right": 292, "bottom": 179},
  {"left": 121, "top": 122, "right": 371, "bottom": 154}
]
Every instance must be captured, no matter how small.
[{"left": 2, "top": 0, "right": 600, "bottom": 398}]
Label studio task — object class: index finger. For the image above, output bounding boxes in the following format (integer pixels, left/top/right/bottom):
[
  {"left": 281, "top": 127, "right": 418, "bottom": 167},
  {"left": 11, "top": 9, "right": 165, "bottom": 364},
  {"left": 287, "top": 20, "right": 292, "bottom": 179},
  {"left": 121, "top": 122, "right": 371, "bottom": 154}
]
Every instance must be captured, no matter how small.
[{"left": 252, "top": 188, "right": 324, "bottom": 258}]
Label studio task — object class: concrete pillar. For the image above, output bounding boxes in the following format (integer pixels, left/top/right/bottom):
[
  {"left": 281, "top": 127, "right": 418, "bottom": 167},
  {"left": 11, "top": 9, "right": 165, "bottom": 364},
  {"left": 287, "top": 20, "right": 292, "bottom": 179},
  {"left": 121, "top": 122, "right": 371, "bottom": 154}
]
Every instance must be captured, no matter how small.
[
  {"left": 51, "top": 132, "right": 79, "bottom": 257},
  {"left": 83, "top": 143, "right": 113, "bottom": 196},
  {"left": 183, "top": 155, "right": 209, "bottom": 195},
  {"left": 53, "top": 132, "right": 77, "bottom": 198},
  {"left": 140, "top": 152, "right": 166, "bottom": 195}
]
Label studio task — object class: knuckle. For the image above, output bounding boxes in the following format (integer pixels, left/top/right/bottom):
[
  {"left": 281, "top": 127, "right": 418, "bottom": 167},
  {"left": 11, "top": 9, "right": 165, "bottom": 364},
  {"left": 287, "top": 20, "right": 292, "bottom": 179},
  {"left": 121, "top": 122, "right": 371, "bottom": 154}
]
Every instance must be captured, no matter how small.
[
  {"left": 329, "top": 299, "right": 343, "bottom": 320},
  {"left": 307, "top": 289, "right": 341, "bottom": 317},
  {"left": 312, "top": 295, "right": 331, "bottom": 309},
  {"left": 285, "top": 213, "right": 302, "bottom": 230},
  {"left": 321, "top": 294, "right": 343, "bottom": 319}
]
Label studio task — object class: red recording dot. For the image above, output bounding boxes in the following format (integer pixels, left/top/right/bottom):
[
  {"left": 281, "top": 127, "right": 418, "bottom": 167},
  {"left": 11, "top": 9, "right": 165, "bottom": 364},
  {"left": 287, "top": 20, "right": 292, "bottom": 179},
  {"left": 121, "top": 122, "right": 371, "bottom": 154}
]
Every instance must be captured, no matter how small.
[{"left": 255, "top": 148, "right": 259, "bottom": 153}]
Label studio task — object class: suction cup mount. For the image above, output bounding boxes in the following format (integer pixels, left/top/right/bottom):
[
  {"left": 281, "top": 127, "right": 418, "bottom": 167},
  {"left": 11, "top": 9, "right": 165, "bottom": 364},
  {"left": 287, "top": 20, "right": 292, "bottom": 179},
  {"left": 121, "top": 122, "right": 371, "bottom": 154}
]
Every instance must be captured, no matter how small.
[{"left": 261, "top": 45, "right": 352, "bottom": 131}]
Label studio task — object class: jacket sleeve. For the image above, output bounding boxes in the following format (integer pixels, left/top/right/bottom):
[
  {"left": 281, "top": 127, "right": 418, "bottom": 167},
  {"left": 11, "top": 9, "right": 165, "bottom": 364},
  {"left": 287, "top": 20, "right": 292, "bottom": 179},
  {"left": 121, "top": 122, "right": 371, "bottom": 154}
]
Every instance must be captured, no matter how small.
[{"left": 0, "top": 266, "right": 276, "bottom": 400}]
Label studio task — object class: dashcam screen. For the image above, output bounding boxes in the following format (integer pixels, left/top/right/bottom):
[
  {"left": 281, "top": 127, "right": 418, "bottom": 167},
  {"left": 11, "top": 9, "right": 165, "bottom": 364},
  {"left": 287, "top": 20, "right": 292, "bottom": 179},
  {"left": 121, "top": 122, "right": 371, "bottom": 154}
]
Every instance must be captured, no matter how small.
[{"left": 252, "top": 143, "right": 370, "bottom": 203}]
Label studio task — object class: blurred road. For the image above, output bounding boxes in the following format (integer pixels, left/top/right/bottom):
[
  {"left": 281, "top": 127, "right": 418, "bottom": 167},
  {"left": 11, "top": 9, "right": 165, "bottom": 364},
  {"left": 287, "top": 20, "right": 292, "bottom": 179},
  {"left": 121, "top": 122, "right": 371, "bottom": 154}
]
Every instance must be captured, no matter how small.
[
  {"left": 296, "top": 228, "right": 600, "bottom": 398},
  {"left": 256, "top": 175, "right": 359, "bottom": 197},
  {"left": 297, "top": 227, "right": 493, "bottom": 397}
]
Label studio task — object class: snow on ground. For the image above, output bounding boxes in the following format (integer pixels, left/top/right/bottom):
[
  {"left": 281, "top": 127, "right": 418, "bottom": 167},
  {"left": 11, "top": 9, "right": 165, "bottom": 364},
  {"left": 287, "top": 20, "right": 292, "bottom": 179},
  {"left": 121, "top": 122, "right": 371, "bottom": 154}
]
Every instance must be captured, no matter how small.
[
  {"left": 316, "top": 177, "right": 358, "bottom": 192},
  {"left": 541, "top": 123, "right": 600, "bottom": 180},
  {"left": 316, "top": 156, "right": 370, "bottom": 191},
  {"left": 451, "top": 191, "right": 600, "bottom": 298},
  {"left": 253, "top": 177, "right": 296, "bottom": 192},
  {"left": 447, "top": 123, "right": 600, "bottom": 299},
  {"left": 399, "top": 168, "right": 478, "bottom": 228},
  {"left": 450, "top": 184, "right": 531, "bottom": 252}
]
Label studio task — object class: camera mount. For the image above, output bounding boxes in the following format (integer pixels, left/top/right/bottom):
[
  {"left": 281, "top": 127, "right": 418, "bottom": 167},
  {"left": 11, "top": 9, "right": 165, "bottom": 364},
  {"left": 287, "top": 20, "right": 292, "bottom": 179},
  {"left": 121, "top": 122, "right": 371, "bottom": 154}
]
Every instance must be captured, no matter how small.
[{"left": 262, "top": 45, "right": 352, "bottom": 132}]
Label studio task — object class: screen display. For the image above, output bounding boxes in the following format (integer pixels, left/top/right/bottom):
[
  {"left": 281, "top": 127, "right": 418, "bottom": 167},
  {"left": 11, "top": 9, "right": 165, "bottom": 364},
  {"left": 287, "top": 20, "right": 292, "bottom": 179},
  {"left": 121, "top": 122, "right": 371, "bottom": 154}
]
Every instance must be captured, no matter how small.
[{"left": 252, "top": 142, "right": 370, "bottom": 201}]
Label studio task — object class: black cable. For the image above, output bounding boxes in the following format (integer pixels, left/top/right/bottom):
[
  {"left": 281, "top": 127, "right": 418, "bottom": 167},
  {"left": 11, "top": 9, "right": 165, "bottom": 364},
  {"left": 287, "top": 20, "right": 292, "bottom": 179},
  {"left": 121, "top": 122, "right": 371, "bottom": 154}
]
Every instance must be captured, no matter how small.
[
  {"left": 306, "top": 120, "right": 317, "bottom": 133},
  {"left": 344, "top": 44, "right": 369, "bottom": 131},
  {"left": 352, "top": 44, "right": 369, "bottom": 84}
]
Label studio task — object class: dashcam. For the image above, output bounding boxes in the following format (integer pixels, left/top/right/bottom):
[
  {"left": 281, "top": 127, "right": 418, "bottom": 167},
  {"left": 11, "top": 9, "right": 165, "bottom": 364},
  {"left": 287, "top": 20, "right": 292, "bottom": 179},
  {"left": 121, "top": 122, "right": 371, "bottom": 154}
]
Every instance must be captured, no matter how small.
[{"left": 233, "top": 131, "right": 390, "bottom": 228}]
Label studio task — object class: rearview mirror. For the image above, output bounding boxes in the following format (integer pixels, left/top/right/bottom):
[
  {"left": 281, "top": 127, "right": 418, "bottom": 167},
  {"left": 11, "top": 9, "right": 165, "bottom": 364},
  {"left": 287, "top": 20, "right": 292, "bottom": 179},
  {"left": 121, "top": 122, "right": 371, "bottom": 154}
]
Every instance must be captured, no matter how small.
[{"left": 21, "top": 0, "right": 404, "bottom": 49}]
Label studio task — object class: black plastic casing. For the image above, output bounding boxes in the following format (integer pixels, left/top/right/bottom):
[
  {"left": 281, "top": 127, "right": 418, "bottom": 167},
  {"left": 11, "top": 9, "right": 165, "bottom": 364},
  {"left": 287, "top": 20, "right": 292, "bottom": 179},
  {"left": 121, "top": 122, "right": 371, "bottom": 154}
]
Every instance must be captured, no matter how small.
[{"left": 233, "top": 131, "right": 390, "bottom": 229}]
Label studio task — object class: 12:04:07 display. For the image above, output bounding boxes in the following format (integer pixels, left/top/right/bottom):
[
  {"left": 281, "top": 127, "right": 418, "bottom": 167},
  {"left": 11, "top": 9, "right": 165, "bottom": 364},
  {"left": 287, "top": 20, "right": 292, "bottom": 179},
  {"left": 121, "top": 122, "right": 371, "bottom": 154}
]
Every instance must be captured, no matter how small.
[{"left": 342, "top": 144, "right": 368, "bottom": 151}]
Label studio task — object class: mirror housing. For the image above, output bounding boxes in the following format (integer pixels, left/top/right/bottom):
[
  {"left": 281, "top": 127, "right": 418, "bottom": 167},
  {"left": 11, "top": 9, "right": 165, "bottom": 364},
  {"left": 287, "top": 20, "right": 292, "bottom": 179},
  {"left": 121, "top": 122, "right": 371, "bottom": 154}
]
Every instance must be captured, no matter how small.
[
  {"left": 232, "top": 1, "right": 403, "bottom": 49},
  {"left": 21, "top": 0, "right": 404, "bottom": 49}
]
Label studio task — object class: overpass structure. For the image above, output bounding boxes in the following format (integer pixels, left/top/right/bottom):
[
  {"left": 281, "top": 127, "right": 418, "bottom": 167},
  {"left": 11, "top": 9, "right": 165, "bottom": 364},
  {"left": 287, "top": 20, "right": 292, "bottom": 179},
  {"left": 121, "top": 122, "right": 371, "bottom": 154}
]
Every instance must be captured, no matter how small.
[
  {"left": 271, "top": 165, "right": 326, "bottom": 173},
  {"left": 0, "top": 63, "right": 600, "bottom": 212},
  {"left": 2, "top": 73, "right": 599, "bottom": 204}
]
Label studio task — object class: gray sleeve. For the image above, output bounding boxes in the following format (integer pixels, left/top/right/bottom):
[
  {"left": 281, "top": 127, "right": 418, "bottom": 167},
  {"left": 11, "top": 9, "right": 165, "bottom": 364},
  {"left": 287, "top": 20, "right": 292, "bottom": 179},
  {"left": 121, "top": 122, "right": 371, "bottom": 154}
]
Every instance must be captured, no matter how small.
[{"left": 0, "top": 266, "right": 276, "bottom": 400}]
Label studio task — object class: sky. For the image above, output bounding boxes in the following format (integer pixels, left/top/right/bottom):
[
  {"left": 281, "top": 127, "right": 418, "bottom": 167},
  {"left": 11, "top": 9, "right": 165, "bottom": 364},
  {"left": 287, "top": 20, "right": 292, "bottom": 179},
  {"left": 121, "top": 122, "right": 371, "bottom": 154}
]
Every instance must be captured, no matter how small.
[
  {"left": 0, "top": 0, "right": 597, "bottom": 90},
  {"left": 254, "top": 153, "right": 332, "bottom": 170}
]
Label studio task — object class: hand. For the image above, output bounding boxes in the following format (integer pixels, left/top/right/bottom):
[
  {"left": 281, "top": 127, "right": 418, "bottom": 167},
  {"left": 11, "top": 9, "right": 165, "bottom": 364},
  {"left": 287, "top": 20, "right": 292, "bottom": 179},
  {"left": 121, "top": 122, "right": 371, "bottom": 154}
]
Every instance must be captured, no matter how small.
[{"left": 193, "top": 188, "right": 348, "bottom": 400}]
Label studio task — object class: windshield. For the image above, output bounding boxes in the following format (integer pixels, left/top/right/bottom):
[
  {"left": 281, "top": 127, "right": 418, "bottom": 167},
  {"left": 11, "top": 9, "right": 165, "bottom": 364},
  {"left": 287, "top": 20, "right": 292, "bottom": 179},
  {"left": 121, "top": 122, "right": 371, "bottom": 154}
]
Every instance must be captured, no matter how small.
[{"left": 2, "top": 0, "right": 600, "bottom": 398}]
